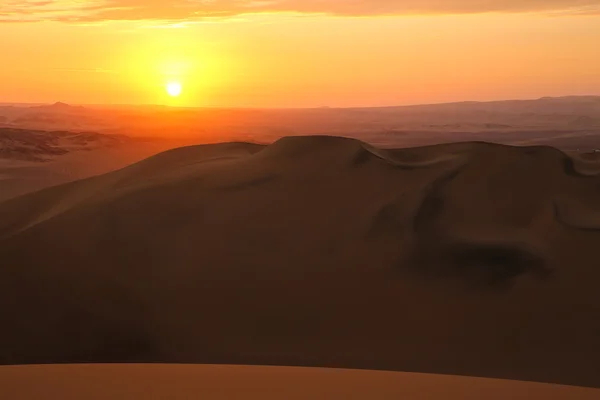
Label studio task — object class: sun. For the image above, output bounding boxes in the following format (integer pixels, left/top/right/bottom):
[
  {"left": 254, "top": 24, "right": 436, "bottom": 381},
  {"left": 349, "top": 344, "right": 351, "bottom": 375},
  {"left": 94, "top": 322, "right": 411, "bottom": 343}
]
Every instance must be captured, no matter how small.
[{"left": 166, "top": 81, "right": 182, "bottom": 97}]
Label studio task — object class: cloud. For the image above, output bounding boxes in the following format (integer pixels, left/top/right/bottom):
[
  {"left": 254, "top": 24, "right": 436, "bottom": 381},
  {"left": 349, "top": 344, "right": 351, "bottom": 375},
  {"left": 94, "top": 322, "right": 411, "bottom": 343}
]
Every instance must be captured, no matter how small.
[
  {"left": 2, "top": 0, "right": 600, "bottom": 22},
  {"left": 0, "top": 0, "right": 124, "bottom": 22},
  {"left": 48, "top": 67, "right": 119, "bottom": 74}
]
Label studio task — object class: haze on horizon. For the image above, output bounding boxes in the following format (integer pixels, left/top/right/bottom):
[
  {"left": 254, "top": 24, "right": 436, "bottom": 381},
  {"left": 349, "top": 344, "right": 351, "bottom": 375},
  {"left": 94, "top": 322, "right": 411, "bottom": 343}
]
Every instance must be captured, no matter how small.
[{"left": 1, "top": 1, "right": 600, "bottom": 108}]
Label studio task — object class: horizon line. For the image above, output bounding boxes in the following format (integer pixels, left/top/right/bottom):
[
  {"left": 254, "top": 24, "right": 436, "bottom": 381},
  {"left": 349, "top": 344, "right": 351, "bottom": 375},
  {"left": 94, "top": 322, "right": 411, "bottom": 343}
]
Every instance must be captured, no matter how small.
[{"left": 1, "top": 94, "right": 600, "bottom": 110}]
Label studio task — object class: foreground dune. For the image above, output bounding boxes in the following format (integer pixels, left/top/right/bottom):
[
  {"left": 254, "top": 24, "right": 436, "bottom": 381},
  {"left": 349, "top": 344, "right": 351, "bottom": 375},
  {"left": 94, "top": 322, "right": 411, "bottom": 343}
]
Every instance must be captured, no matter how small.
[
  {"left": 1, "top": 364, "right": 599, "bottom": 400},
  {"left": 1, "top": 136, "right": 599, "bottom": 387}
]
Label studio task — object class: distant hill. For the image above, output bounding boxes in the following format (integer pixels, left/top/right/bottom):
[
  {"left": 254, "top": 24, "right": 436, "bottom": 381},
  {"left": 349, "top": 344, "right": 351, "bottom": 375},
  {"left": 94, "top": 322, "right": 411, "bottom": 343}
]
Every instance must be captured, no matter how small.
[
  {"left": 29, "top": 102, "right": 86, "bottom": 113},
  {"left": 1, "top": 96, "right": 600, "bottom": 140}
]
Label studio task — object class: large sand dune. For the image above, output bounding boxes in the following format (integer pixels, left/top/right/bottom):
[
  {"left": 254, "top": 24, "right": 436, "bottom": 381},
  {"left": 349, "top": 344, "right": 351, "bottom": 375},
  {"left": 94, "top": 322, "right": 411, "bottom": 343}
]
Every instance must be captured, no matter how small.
[
  {"left": 1, "top": 364, "right": 599, "bottom": 400},
  {"left": 1, "top": 136, "right": 600, "bottom": 387}
]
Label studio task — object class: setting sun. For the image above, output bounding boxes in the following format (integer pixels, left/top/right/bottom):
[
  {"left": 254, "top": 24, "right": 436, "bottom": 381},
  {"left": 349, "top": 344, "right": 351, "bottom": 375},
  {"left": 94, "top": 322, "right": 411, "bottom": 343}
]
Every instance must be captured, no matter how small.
[{"left": 166, "top": 82, "right": 182, "bottom": 97}]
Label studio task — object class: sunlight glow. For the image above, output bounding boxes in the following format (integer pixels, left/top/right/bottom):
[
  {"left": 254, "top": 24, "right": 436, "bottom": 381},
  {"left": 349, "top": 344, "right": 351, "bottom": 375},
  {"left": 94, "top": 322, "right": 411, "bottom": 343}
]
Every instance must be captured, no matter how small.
[{"left": 166, "top": 81, "right": 182, "bottom": 97}]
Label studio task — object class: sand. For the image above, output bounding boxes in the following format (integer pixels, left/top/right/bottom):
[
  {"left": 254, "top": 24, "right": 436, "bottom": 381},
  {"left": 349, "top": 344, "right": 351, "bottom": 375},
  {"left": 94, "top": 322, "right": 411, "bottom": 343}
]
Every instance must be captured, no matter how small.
[
  {"left": 4, "top": 97, "right": 600, "bottom": 202},
  {"left": 0, "top": 128, "right": 181, "bottom": 203},
  {"left": 1, "top": 364, "right": 599, "bottom": 400},
  {"left": 1, "top": 136, "right": 599, "bottom": 387}
]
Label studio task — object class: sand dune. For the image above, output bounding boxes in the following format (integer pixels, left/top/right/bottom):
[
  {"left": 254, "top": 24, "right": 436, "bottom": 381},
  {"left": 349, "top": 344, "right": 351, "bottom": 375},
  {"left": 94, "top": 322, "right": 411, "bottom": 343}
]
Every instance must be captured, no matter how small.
[
  {"left": 0, "top": 128, "right": 183, "bottom": 202},
  {"left": 1, "top": 364, "right": 599, "bottom": 400},
  {"left": 1, "top": 136, "right": 600, "bottom": 388},
  {"left": 3, "top": 97, "right": 600, "bottom": 202}
]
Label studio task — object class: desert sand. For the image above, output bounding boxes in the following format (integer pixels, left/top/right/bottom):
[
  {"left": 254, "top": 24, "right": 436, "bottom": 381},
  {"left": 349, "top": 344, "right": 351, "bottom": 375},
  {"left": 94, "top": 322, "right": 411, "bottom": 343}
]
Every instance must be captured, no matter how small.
[
  {"left": 1, "top": 136, "right": 600, "bottom": 387},
  {"left": 0, "top": 127, "right": 184, "bottom": 202},
  {"left": 3, "top": 97, "right": 600, "bottom": 201},
  {"left": 1, "top": 364, "right": 599, "bottom": 400}
]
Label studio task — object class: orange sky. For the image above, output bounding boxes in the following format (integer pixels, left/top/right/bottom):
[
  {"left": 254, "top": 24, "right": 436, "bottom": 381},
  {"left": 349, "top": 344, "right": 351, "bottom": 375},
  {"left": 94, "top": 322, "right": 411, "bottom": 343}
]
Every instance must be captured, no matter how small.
[{"left": 1, "top": 1, "right": 600, "bottom": 107}]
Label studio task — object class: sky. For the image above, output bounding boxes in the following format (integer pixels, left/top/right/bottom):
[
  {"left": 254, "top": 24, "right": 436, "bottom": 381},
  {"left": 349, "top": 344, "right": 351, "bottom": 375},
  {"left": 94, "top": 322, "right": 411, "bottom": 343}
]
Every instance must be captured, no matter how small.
[{"left": 1, "top": 1, "right": 600, "bottom": 107}]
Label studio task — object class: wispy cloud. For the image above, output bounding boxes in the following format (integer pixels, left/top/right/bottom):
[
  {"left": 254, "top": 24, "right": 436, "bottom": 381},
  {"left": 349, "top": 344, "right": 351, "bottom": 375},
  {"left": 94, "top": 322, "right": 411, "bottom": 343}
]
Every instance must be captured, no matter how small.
[
  {"left": 2, "top": 0, "right": 600, "bottom": 22},
  {"left": 0, "top": 1, "right": 109, "bottom": 22},
  {"left": 48, "top": 67, "right": 120, "bottom": 74}
]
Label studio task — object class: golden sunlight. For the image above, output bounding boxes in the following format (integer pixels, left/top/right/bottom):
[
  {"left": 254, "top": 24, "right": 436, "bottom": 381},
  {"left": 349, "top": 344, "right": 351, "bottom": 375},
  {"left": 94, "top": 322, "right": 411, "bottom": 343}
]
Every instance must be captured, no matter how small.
[{"left": 166, "top": 81, "right": 182, "bottom": 97}]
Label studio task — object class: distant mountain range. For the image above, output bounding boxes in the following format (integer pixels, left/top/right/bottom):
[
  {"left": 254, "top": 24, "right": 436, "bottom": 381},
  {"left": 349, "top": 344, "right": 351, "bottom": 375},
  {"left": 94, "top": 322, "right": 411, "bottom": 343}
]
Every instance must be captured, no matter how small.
[{"left": 1, "top": 96, "right": 600, "bottom": 140}]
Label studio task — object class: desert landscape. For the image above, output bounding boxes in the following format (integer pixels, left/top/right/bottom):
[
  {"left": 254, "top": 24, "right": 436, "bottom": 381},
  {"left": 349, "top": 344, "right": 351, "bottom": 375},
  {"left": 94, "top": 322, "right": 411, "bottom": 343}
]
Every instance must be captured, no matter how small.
[
  {"left": 1, "top": 131, "right": 599, "bottom": 389},
  {"left": 0, "top": 127, "right": 181, "bottom": 202},
  {"left": 3, "top": 1, "right": 600, "bottom": 396},
  {"left": 2, "top": 96, "right": 599, "bottom": 202}
]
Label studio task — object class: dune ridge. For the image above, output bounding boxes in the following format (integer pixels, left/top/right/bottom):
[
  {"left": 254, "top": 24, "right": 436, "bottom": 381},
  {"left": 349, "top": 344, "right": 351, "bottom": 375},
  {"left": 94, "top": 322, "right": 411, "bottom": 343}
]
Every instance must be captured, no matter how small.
[{"left": 0, "top": 136, "right": 599, "bottom": 388}]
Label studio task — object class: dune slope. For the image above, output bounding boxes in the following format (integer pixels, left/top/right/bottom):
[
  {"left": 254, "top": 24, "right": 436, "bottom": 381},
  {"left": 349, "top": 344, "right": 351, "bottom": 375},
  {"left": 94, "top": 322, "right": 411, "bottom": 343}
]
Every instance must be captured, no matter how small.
[
  {"left": 0, "top": 136, "right": 599, "bottom": 387},
  {"left": 2, "top": 364, "right": 600, "bottom": 400}
]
